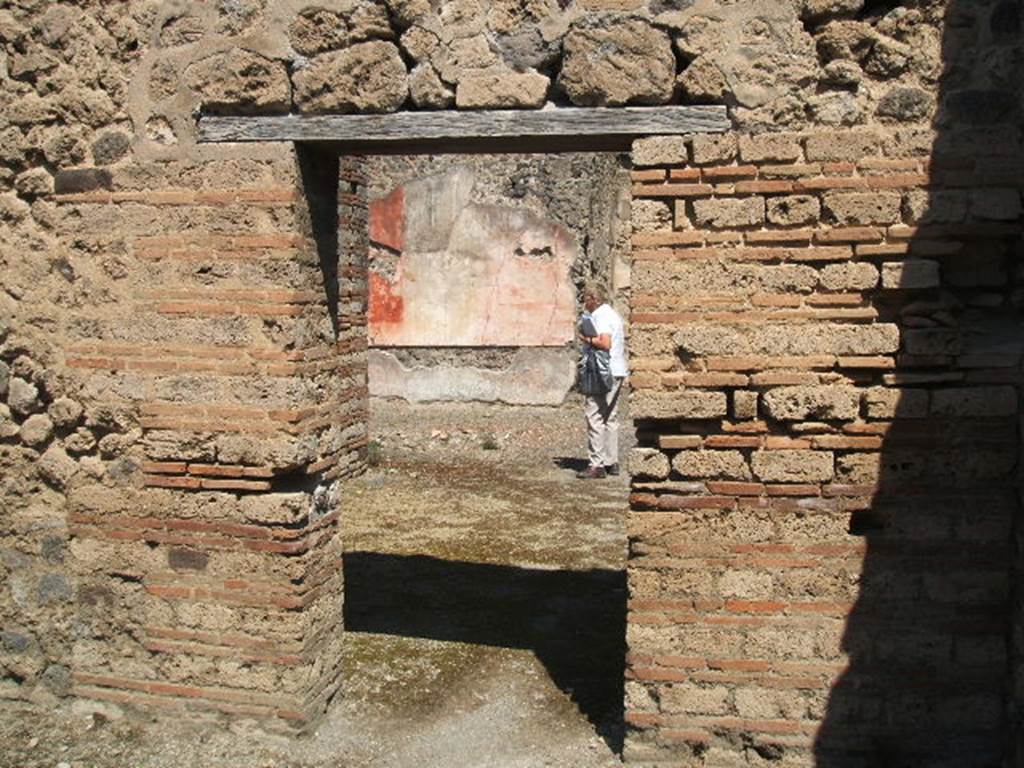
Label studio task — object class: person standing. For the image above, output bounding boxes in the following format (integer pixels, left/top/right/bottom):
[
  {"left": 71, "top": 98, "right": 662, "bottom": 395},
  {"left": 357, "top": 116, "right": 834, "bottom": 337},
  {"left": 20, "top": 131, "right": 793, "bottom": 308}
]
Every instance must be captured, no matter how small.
[{"left": 577, "top": 280, "right": 628, "bottom": 479}]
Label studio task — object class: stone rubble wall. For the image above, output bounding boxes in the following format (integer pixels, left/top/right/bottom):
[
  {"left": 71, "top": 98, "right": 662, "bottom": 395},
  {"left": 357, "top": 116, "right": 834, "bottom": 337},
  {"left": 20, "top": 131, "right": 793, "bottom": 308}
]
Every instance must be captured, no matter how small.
[{"left": 624, "top": 126, "right": 1023, "bottom": 765}]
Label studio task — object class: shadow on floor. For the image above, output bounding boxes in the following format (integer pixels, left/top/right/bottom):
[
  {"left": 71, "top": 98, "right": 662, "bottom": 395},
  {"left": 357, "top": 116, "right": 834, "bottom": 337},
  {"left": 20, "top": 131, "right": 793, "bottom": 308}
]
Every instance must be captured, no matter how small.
[
  {"left": 551, "top": 456, "right": 590, "bottom": 473},
  {"left": 343, "top": 552, "right": 627, "bottom": 753}
]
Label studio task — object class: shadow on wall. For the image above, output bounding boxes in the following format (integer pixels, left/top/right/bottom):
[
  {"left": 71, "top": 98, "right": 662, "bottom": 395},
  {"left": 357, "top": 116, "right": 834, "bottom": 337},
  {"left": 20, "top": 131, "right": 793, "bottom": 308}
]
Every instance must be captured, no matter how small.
[
  {"left": 815, "top": 0, "right": 1023, "bottom": 765},
  {"left": 343, "top": 552, "right": 627, "bottom": 753}
]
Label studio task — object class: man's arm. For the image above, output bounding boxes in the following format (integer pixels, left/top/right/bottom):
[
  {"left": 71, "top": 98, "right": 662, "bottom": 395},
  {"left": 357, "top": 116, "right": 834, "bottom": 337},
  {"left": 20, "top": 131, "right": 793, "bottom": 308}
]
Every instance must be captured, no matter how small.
[{"left": 579, "top": 332, "right": 612, "bottom": 350}]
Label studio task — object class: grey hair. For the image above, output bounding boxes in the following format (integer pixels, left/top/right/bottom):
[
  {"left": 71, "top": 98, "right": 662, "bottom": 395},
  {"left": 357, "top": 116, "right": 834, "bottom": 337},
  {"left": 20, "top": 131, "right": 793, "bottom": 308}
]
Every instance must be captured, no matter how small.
[{"left": 582, "top": 280, "right": 609, "bottom": 304}]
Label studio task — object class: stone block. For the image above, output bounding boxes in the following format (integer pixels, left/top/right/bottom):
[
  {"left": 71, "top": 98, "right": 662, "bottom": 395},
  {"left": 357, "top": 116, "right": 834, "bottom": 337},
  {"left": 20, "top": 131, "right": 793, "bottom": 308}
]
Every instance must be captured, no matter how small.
[
  {"left": 632, "top": 136, "right": 689, "bottom": 167},
  {"left": 818, "top": 262, "right": 879, "bottom": 291},
  {"left": 970, "top": 188, "right": 1022, "bottom": 221},
  {"left": 903, "top": 190, "right": 968, "bottom": 223},
  {"left": 751, "top": 450, "right": 834, "bottom": 483},
  {"left": 47, "top": 397, "right": 83, "bottom": 430},
  {"left": 903, "top": 328, "right": 961, "bottom": 355},
  {"left": 559, "top": 17, "right": 675, "bottom": 106},
  {"left": 629, "top": 448, "right": 670, "bottom": 480},
  {"left": 455, "top": 67, "right": 549, "bottom": 109},
  {"left": 671, "top": 449, "right": 752, "bottom": 480},
  {"left": 690, "top": 134, "right": 736, "bottom": 165},
  {"left": 631, "top": 391, "right": 728, "bottom": 419},
  {"left": 733, "top": 391, "right": 758, "bottom": 420},
  {"left": 692, "top": 196, "right": 765, "bottom": 229},
  {"left": 823, "top": 191, "right": 902, "bottom": 225},
  {"left": 931, "top": 386, "right": 1017, "bottom": 417},
  {"left": 864, "top": 387, "right": 928, "bottom": 419},
  {"left": 184, "top": 48, "right": 290, "bottom": 115},
  {"left": 767, "top": 195, "right": 820, "bottom": 226},
  {"left": 805, "top": 130, "right": 880, "bottom": 161},
  {"left": 738, "top": 133, "right": 802, "bottom": 163},
  {"left": 7, "top": 377, "right": 41, "bottom": 415},
  {"left": 293, "top": 42, "right": 408, "bottom": 114},
  {"left": 408, "top": 63, "right": 454, "bottom": 109},
  {"left": 674, "top": 323, "right": 899, "bottom": 357},
  {"left": 53, "top": 168, "right": 112, "bottom": 194},
  {"left": 631, "top": 199, "right": 672, "bottom": 231},
  {"left": 881, "top": 260, "right": 940, "bottom": 289},
  {"left": 762, "top": 386, "right": 861, "bottom": 421}
]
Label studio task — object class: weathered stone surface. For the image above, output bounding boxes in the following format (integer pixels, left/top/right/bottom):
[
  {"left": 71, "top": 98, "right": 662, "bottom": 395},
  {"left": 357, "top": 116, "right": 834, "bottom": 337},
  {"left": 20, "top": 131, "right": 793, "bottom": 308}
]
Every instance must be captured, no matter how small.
[
  {"left": 0, "top": 361, "right": 9, "bottom": 398},
  {"left": 629, "top": 448, "right": 670, "bottom": 480},
  {"left": 733, "top": 391, "right": 758, "bottom": 421},
  {"left": 762, "top": 386, "right": 861, "bottom": 421},
  {"left": 558, "top": 17, "right": 675, "bottom": 106},
  {"left": 674, "top": 323, "right": 899, "bottom": 356},
  {"left": 804, "top": 130, "right": 879, "bottom": 161},
  {"left": 864, "top": 387, "right": 928, "bottom": 419},
  {"left": 691, "top": 134, "right": 737, "bottom": 165},
  {"left": 0, "top": 404, "right": 18, "bottom": 439},
  {"left": 751, "top": 450, "right": 834, "bottom": 483},
  {"left": 738, "top": 134, "right": 802, "bottom": 163},
  {"left": 822, "top": 191, "right": 902, "bottom": 225},
  {"left": 38, "top": 444, "right": 76, "bottom": 489},
  {"left": 800, "top": 0, "right": 865, "bottom": 22},
  {"left": 90, "top": 131, "right": 131, "bottom": 166},
  {"left": 408, "top": 63, "right": 454, "bottom": 109},
  {"left": 7, "top": 377, "right": 41, "bottom": 416},
  {"left": 455, "top": 67, "right": 549, "bottom": 109},
  {"left": 53, "top": 168, "right": 112, "bottom": 194},
  {"left": 970, "top": 189, "right": 1022, "bottom": 221},
  {"left": 767, "top": 195, "right": 819, "bottom": 226},
  {"left": 903, "top": 328, "right": 961, "bottom": 355},
  {"left": 185, "top": 48, "right": 290, "bottom": 115},
  {"left": 692, "top": 197, "right": 765, "bottom": 229},
  {"left": 677, "top": 57, "right": 728, "bottom": 102},
  {"left": 876, "top": 86, "right": 931, "bottom": 121},
  {"left": 289, "top": 3, "right": 392, "bottom": 56},
  {"left": 631, "top": 136, "right": 689, "bottom": 167},
  {"left": 819, "top": 262, "right": 879, "bottom": 291},
  {"left": 672, "top": 449, "right": 752, "bottom": 480},
  {"left": 931, "top": 387, "right": 1017, "bottom": 417},
  {"left": 47, "top": 397, "right": 83, "bottom": 430},
  {"left": 632, "top": 199, "right": 672, "bottom": 231},
  {"left": 631, "top": 391, "right": 728, "bottom": 420},
  {"left": 14, "top": 168, "right": 53, "bottom": 197},
  {"left": 881, "top": 260, "right": 940, "bottom": 289},
  {"left": 294, "top": 42, "right": 409, "bottom": 114},
  {"left": 19, "top": 414, "right": 54, "bottom": 447}
]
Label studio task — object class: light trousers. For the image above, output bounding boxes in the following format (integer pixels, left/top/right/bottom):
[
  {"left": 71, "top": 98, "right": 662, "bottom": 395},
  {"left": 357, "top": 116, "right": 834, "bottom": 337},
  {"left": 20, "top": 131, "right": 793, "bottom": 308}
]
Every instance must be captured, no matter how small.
[{"left": 585, "top": 377, "right": 624, "bottom": 468}]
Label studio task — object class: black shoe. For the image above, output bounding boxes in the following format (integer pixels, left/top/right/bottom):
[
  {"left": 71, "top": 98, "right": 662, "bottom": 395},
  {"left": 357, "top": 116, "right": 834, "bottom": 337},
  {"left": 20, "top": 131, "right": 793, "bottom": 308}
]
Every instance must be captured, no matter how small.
[
  {"left": 576, "top": 466, "right": 607, "bottom": 479},
  {"left": 605, "top": 463, "right": 620, "bottom": 476}
]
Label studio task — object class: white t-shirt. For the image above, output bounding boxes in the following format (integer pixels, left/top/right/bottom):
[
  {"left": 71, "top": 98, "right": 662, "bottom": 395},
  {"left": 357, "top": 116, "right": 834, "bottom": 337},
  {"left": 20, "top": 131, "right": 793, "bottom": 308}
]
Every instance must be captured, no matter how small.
[{"left": 591, "top": 303, "right": 628, "bottom": 377}]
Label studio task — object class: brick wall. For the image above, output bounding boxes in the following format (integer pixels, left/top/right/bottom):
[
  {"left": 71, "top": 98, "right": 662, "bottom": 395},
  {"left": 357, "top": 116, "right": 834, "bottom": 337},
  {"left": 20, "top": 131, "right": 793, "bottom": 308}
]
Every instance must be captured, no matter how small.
[
  {"left": 59, "top": 147, "right": 367, "bottom": 727},
  {"left": 624, "top": 129, "right": 1022, "bottom": 765}
]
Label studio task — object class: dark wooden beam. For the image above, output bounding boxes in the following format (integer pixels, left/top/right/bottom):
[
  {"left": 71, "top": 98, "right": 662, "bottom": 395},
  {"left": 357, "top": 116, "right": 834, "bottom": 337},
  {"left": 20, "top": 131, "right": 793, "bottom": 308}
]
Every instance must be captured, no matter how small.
[{"left": 196, "top": 106, "right": 731, "bottom": 154}]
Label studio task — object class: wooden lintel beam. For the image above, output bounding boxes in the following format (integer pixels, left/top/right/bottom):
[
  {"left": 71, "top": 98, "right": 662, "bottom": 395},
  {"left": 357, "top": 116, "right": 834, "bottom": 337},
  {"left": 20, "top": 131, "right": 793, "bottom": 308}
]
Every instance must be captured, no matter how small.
[{"left": 196, "top": 106, "right": 731, "bottom": 152}]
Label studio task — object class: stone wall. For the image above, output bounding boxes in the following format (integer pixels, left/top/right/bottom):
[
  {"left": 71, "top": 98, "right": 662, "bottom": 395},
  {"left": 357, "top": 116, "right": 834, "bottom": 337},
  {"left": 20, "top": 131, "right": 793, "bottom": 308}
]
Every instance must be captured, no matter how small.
[
  {"left": 624, "top": 125, "right": 1022, "bottom": 764},
  {"left": 365, "top": 153, "right": 630, "bottom": 405},
  {"left": 0, "top": 0, "right": 1022, "bottom": 761}
]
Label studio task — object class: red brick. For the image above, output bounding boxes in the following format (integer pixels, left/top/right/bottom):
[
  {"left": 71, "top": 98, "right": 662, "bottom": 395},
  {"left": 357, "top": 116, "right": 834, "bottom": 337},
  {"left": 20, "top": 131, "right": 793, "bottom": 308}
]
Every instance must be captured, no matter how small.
[
  {"left": 631, "top": 169, "right": 666, "bottom": 182},
  {"left": 632, "top": 183, "right": 714, "bottom": 198},
  {"left": 144, "top": 475, "right": 202, "bottom": 489},
  {"left": 734, "top": 180, "right": 795, "bottom": 194},
  {"left": 703, "top": 435, "right": 762, "bottom": 448},
  {"left": 810, "top": 435, "right": 883, "bottom": 450},
  {"left": 814, "top": 227, "right": 884, "bottom": 244},
  {"left": 706, "top": 481, "right": 765, "bottom": 496},
  {"left": 725, "top": 599, "right": 786, "bottom": 614},
  {"left": 745, "top": 230, "right": 813, "bottom": 245},
  {"left": 632, "top": 231, "right": 704, "bottom": 247},
  {"left": 658, "top": 435, "right": 703, "bottom": 449},
  {"left": 701, "top": 165, "right": 758, "bottom": 181},
  {"left": 141, "top": 461, "right": 188, "bottom": 474},
  {"left": 669, "top": 168, "right": 702, "bottom": 182},
  {"left": 765, "top": 483, "right": 820, "bottom": 496},
  {"left": 658, "top": 495, "right": 737, "bottom": 510}
]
